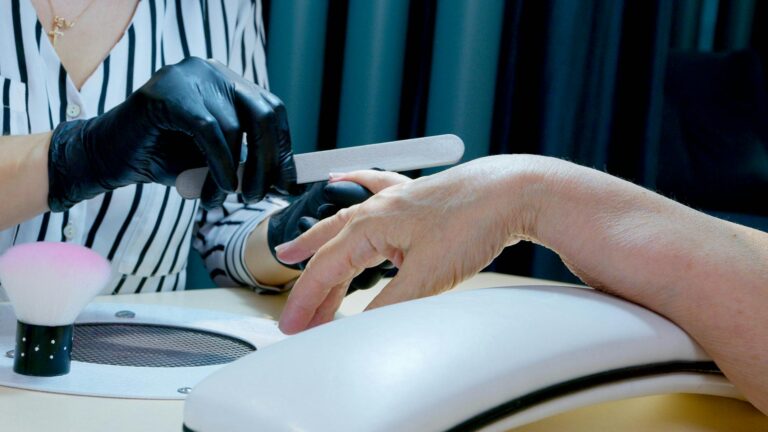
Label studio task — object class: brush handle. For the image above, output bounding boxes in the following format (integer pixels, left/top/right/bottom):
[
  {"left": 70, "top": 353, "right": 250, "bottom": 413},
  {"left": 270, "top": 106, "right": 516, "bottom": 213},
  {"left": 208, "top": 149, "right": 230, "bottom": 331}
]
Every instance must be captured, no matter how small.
[{"left": 14, "top": 321, "right": 73, "bottom": 377}]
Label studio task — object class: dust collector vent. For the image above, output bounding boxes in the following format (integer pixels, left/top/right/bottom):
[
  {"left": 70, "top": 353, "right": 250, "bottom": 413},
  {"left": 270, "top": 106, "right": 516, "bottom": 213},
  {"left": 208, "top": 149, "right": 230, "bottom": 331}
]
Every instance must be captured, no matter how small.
[{"left": 71, "top": 323, "right": 256, "bottom": 367}]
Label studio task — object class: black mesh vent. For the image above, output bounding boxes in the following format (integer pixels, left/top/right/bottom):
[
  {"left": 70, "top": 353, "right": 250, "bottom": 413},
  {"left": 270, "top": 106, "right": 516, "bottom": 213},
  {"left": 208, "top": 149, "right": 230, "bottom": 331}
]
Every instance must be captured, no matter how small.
[{"left": 71, "top": 323, "right": 256, "bottom": 367}]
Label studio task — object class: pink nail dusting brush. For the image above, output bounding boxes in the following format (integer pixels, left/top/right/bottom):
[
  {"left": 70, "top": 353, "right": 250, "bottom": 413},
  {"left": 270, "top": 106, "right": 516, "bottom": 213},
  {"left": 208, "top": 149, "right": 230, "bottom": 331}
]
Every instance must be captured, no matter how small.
[{"left": 0, "top": 242, "right": 111, "bottom": 376}]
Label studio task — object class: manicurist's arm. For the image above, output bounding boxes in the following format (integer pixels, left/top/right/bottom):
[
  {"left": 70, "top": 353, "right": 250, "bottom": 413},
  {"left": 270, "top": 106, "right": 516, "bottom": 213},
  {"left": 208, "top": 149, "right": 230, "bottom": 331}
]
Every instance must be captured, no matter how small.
[{"left": 0, "top": 133, "right": 52, "bottom": 230}]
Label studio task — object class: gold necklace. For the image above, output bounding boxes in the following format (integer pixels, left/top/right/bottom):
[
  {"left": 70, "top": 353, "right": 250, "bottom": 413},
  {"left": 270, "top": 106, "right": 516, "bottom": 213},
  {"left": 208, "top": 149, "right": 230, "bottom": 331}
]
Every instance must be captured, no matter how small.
[{"left": 46, "top": 0, "right": 98, "bottom": 45}]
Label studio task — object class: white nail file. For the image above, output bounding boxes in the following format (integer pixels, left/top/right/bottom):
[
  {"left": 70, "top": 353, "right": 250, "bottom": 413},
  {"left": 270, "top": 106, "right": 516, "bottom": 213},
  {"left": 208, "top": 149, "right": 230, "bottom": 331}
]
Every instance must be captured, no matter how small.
[{"left": 175, "top": 134, "right": 464, "bottom": 199}]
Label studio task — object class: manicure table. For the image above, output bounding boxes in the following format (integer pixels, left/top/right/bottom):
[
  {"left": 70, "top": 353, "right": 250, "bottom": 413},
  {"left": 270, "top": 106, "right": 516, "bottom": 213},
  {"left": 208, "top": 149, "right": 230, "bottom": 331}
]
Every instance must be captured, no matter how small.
[{"left": 0, "top": 272, "right": 765, "bottom": 431}]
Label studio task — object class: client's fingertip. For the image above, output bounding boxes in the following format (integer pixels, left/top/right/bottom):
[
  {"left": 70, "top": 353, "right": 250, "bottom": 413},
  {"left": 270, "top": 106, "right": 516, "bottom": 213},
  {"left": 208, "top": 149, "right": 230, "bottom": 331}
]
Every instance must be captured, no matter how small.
[
  {"left": 278, "top": 304, "right": 311, "bottom": 335},
  {"left": 274, "top": 242, "right": 309, "bottom": 264},
  {"left": 273, "top": 242, "right": 290, "bottom": 254},
  {"left": 277, "top": 308, "right": 298, "bottom": 334},
  {"left": 277, "top": 319, "right": 300, "bottom": 335}
]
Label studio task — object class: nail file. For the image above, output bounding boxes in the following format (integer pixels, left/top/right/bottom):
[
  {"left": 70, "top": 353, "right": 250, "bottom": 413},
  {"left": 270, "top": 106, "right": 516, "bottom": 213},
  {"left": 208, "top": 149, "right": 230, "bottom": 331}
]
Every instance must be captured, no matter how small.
[{"left": 175, "top": 134, "right": 464, "bottom": 199}]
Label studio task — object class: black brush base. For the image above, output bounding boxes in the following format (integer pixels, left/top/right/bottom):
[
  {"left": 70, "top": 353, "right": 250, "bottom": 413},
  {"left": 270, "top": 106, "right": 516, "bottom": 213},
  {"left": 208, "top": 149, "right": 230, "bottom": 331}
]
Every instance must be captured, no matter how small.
[{"left": 14, "top": 321, "right": 73, "bottom": 377}]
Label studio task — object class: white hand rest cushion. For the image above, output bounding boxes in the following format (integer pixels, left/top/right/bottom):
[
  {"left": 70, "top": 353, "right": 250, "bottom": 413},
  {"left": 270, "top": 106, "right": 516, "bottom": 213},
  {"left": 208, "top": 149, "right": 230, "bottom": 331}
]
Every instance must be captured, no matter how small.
[{"left": 183, "top": 286, "right": 737, "bottom": 432}]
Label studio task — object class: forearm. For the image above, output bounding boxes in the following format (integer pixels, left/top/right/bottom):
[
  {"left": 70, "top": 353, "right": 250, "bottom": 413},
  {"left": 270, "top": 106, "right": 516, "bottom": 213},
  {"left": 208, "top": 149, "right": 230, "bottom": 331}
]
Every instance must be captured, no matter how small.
[
  {"left": 0, "top": 133, "right": 52, "bottom": 230},
  {"left": 527, "top": 158, "right": 768, "bottom": 411}
]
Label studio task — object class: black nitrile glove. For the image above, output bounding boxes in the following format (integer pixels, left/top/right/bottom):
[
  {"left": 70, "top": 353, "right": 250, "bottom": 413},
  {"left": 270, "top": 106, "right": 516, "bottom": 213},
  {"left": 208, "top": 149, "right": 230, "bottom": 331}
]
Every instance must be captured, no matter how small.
[
  {"left": 47, "top": 57, "right": 297, "bottom": 212},
  {"left": 267, "top": 181, "right": 392, "bottom": 293}
]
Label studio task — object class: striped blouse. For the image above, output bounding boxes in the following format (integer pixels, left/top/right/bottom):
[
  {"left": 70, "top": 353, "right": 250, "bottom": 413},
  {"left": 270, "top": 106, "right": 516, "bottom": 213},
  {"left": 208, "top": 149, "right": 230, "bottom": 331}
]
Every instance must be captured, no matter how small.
[{"left": 0, "top": 0, "right": 288, "bottom": 297}]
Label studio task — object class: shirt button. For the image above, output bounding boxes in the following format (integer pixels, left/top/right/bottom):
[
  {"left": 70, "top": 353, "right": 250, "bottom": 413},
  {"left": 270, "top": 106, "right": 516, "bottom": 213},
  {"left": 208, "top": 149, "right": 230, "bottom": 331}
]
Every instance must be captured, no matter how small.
[
  {"left": 63, "top": 223, "right": 76, "bottom": 240},
  {"left": 66, "top": 103, "right": 81, "bottom": 118}
]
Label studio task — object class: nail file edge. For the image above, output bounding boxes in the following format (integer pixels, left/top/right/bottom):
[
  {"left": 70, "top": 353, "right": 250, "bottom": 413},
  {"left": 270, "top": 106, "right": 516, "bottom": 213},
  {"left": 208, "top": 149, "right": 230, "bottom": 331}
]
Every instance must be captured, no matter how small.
[{"left": 175, "top": 134, "right": 464, "bottom": 199}]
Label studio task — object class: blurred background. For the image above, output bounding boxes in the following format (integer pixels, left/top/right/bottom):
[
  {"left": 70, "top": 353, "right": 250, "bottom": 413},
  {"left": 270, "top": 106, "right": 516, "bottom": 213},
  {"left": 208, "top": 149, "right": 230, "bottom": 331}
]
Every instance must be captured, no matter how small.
[{"left": 200, "top": 0, "right": 768, "bottom": 285}]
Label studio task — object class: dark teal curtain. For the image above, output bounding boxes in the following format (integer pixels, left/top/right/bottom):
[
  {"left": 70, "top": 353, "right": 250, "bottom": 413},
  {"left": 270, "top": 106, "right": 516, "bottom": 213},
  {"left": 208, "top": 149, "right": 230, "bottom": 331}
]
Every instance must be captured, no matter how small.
[{"left": 259, "top": 0, "right": 767, "bottom": 284}]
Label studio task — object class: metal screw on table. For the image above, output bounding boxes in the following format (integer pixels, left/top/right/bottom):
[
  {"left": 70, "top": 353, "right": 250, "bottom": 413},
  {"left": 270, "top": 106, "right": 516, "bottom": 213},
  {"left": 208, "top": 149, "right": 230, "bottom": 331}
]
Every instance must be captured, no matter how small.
[
  {"left": 115, "top": 310, "right": 136, "bottom": 319},
  {"left": 5, "top": 350, "right": 13, "bottom": 358},
  {"left": 178, "top": 387, "right": 193, "bottom": 394}
]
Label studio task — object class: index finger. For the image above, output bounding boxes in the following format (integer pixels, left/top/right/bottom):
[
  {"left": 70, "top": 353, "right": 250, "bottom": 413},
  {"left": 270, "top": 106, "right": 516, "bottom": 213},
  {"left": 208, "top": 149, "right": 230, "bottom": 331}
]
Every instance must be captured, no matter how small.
[
  {"left": 275, "top": 205, "right": 358, "bottom": 265},
  {"left": 330, "top": 170, "right": 411, "bottom": 193}
]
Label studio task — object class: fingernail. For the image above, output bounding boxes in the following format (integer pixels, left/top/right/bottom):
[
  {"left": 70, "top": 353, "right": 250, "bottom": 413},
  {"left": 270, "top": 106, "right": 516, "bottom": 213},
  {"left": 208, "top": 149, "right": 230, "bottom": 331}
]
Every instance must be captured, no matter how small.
[
  {"left": 328, "top": 172, "right": 342, "bottom": 180},
  {"left": 274, "top": 242, "right": 306, "bottom": 265},
  {"left": 274, "top": 242, "right": 291, "bottom": 254},
  {"left": 274, "top": 243, "right": 296, "bottom": 263}
]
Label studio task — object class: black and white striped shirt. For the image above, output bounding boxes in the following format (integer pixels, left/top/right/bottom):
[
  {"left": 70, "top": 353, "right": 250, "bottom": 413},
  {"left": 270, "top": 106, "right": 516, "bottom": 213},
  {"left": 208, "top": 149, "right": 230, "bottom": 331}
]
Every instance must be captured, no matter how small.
[{"left": 0, "top": 0, "right": 287, "bottom": 296}]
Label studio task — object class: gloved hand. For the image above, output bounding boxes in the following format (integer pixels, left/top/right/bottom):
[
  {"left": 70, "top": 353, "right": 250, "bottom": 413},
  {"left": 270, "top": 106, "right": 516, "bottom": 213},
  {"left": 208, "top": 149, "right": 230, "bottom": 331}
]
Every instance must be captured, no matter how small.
[
  {"left": 267, "top": 181, "right": 392, "bottom": 293},
  {"left": 47, "top": 57, "right": 297, "bottom": 211}
]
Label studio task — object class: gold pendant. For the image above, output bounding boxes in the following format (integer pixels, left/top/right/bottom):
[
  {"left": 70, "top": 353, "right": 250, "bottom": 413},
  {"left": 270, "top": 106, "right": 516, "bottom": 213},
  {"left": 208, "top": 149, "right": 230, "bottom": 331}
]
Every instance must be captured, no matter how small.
[{"left": 48, "top": 15, "right": 74, "bottom": 45}]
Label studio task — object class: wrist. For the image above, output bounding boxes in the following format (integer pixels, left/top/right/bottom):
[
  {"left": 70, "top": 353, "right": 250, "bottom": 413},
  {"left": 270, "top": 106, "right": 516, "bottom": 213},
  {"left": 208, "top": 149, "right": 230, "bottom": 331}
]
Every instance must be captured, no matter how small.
[
  {"left": 489, "top": 155, "right": 556, "bottom": 245},
  {"left": 508, "top": 156, "right": 591, "bottom": 249},
  {"left": 265, "top": 209, "right": 299, "bottom": 270},
  {"left": 47, "top": 120, "right": 104, "bottom": 212},
  {"left": 244, "top": 217, "right": 301, "bottom": 286}
]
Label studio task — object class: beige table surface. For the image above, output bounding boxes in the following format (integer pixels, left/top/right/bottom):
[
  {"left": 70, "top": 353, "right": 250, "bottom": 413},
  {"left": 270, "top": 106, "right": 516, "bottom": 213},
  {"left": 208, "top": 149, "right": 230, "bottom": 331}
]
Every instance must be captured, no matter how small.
[{"left": 0, "top": 272, "right": 765, "bottom": 431}]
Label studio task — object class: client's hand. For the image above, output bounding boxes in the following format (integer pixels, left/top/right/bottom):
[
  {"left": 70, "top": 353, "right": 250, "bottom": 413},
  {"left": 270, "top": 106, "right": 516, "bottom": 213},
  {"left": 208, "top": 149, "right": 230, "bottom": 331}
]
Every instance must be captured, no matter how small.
[{"left": 273, "top": 166, "right": 528, "bottom": 334}]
